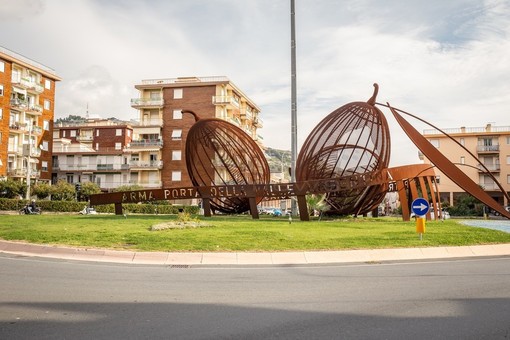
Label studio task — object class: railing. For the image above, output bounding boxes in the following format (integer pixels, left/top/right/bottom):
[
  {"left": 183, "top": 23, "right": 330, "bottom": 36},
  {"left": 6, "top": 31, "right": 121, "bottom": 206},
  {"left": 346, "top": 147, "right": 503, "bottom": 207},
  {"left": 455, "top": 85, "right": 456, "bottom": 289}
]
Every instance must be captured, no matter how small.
[
  {"left": 27, "top": 104, "right": 43, "bottom": 113},
  {"left": 127, "top": 139, "right": 163, "bottom": 148},
  {"left": 137, "top": 119, "right": 163, "bottom": 126},
  {"left": 7, "top": 168, "right": 40, "bottom": 178},
  {"left": 212, "top": 95, "right": 240, "bottom": 108},
  {"left": 424, "top": 125, "right": 510, "bottom": 135},
  {"left": 129, "top": 160, "right": 163, "bottom": 168},
  {"left": 130, "top": 98, "right": 164, "bottom": 107},
  {"left": 31, "top": 126, "right": 43, "bottom": 135},
  {"left": 56, "top": 164, "right": 98, "bottom": 171},
  {"left": 140, "top": 76, "right": 229, "bottom": 86},
  {"left": 477, "top": 145, "right": 499, "bottom": 152},
  {"left": 478, "top": 164, "right": 500, "bottom": 172},
  {"left": 76, "top": 135, "right": 93, "bottom": 141},
  {"left": 253, "top": 117, "right": 264, "bottom": 128},
  {"left": 10, "top": 98, "right": 28, "bottom": 109},
  {"left": 479, "top": 183, "right": 499, "bottom": 190},
  {"left": 22, "top": 79, "right": 44, "bottom": 93},
  {"left": 97, "top": 164, "right": 115, "bottom": 170},
  {"left": 9, "top": 123, "right": 27, "bottom": 132}
]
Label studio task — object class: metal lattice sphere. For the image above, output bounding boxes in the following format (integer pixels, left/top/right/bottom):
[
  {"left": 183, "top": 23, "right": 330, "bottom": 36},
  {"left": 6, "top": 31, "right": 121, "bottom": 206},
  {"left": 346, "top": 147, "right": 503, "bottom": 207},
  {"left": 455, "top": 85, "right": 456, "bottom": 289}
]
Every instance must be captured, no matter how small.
[
  {"left": 184, "top": 110, "right": 270, "bottom": 214},
  {"left": 296, "top": 84, "right": 391, "bottom": 215}
]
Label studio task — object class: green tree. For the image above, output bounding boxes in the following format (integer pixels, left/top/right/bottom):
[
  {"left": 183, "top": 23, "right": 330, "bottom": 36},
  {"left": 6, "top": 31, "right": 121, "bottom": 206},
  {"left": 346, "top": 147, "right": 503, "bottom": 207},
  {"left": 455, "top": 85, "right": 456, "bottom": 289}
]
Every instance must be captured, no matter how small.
[
  {"left": 80, "top": 182, "right": 101, "bottom": 201},
  {"left": 0, "top": 179, "right": 26, "bottom": 199},
  {"left": 32, "top": 182, "right": 52, "bottom": 200},
  {"left": 51, "top": 180, "right": 76, "bottom": 201}
]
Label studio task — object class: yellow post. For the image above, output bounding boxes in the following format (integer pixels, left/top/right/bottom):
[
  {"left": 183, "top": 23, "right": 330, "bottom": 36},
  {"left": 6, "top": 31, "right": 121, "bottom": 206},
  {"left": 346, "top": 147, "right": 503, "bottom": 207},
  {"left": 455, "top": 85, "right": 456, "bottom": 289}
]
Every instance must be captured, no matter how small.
[{"left": 416, "top": 217, "right": 426, "bottom": 240}]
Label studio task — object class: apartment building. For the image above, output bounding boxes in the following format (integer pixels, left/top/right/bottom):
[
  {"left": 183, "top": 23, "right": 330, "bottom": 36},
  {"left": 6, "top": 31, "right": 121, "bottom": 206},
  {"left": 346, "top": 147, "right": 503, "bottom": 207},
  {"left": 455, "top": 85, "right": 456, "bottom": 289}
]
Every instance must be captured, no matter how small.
[
  {"left": 129, "top": 76, "right": 263, "bottom": 188},
  {"left": 421, "top": 124, "right": 510, "bottom": 207},
  {"left": 0, "top": 46, "right": 61, "bottom": 183},
  {"left": 52, "top": 119, "right": 134, "bottom": 190}
]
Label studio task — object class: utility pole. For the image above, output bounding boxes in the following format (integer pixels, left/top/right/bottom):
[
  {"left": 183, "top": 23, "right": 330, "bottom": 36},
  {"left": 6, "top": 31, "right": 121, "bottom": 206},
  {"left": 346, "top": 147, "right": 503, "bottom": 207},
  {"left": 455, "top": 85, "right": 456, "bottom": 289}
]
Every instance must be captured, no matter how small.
[{"left": 290, "top": 0, "right": 298, "bottom": 216}]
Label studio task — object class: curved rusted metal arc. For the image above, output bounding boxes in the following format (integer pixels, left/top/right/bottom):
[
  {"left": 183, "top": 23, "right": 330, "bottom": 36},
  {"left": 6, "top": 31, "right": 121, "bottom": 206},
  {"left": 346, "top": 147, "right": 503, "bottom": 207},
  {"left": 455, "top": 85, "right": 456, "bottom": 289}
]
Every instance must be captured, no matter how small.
[
  {"left": 386, "top": 102, "right": 510, "bottom": 219},
  {"left": 377, "top": 102, "right": 510, "bottom": 204}
]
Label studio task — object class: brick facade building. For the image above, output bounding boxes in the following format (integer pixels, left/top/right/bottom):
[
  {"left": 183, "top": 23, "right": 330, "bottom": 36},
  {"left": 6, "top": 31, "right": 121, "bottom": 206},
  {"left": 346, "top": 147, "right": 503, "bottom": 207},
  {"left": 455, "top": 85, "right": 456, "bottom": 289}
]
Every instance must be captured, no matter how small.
[
  {"left": 129, "top": 76, "right": 263, "bottom": 189},
  {"left": 0, "top": 46, "right": 60, "bottom": 184}
]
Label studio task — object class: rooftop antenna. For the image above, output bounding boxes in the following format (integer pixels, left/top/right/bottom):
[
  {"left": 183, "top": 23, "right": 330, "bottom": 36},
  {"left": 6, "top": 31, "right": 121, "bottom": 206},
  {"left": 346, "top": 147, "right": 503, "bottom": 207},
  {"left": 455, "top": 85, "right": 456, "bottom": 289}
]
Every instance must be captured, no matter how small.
[{"left": 86, "top": 102, "right": 89, "bottom": 119}]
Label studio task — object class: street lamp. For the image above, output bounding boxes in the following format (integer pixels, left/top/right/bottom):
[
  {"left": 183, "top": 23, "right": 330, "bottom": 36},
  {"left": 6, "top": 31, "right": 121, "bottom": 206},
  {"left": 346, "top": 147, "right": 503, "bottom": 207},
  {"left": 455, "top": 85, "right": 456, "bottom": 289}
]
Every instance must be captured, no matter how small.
[{"left": 24, "top": 125, "right": 33, "bottom": 200}]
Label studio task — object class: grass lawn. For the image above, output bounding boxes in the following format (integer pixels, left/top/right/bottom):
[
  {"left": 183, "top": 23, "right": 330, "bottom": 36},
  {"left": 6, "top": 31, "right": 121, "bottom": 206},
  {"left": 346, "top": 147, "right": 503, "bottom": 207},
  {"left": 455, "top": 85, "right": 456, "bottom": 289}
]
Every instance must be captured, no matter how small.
[{"left": 0, "top": 214, "right": 509, "bottom": 252}]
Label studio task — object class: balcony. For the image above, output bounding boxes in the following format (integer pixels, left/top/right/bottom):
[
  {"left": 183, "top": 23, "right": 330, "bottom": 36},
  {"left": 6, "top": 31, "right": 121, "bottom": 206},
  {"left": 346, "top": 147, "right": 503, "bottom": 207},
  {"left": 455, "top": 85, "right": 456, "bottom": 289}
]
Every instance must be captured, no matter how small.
[
  {"left": 76, "top": 135, "right": 94, "bottom": 142},
  {"left": 130, "top": 98, "right": 164, "bottom": 108},
  {"left": 56, "top": 164, "right": 97, "bottom": 171},
  {"left": 478, "top": 164, "right": 500, "bottom": 172},
  {"left": 97, "top": 164, "right": 115, "bottom": 171},
  {"left": 10, "top": 98, "right": 28, "bottom": 110},
  {"left": 129, "top": 160, "right": 163, "bottom": 169},
  {"left": 21, "top": 78, "right": 44, "bottom": 93},
  {"left": 253, "top": 117, "right": 263, "bottom": 128},
  {"left": 212, "top": 95, "right": 240, "bottom": 108},
  {"left": 477, "top": 145, "right": 499, "bottom": 153},
  {"left": 9, "top": 123, "right": 27, "bottom": 133},
  {"left": 27, "top": 104, "right": 43, "bottom": 115},
  {"left": 127, "top": 139, "right": 163, "bottom": 149},
  {"left": 7, "top": 168, "right": 40, "bottom": 178},
  {"left": 479, "top": 182, "right": 499, "bottom": 190},
  {"left": 31, "top": 126, "right": 43, "bottom": 136},
  {"left": 138, "top": 119, "right": 163, "bottom": 127}
]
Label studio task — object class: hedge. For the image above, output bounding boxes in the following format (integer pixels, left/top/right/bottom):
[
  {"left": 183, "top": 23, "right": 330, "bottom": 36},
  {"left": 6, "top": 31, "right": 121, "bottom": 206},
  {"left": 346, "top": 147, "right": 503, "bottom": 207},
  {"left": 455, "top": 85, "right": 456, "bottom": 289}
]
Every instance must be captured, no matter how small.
[{"left": 0, "top": 198, "right": 199, "bottom": 215}]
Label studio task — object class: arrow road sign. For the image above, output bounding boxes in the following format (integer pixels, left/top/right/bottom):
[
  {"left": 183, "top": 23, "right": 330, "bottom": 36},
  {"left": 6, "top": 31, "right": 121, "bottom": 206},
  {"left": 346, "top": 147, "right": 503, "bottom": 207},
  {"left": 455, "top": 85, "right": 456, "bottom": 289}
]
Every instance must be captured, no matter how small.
[{"left": 411, "top": 197, "right": 430, "bottom": 216}]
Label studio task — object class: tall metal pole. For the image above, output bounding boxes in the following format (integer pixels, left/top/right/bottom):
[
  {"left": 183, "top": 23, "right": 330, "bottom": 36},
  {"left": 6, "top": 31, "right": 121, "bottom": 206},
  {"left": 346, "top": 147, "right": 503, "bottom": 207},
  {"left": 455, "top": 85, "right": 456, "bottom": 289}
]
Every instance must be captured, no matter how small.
[{"left": 290, "top": 0, "right": 298, "bottom": 215}]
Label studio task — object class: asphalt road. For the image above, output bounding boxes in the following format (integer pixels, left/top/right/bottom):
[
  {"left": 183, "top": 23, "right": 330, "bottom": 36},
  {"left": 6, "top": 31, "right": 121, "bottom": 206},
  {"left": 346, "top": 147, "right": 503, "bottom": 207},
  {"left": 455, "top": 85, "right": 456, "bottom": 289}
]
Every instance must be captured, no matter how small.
[{"left": 1, "top": 255, "right": 509, "bottom": 339}]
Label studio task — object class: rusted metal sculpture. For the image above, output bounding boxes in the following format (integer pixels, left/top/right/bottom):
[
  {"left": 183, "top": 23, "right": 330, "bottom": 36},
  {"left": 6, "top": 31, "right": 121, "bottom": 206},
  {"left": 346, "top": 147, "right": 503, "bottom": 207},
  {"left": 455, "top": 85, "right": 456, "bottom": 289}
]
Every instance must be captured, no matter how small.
[
  {"left": 183, "top": 110, "right": 270, "bottom": 214},
  {"left": 296, "top": 84, "right": 391, "bottom": 215},
  {"left": 383, "top": 103, "right": 510, "bottom": 219},
  {"left": 387, "top": 164, "right": 442, "bottom": 221}
]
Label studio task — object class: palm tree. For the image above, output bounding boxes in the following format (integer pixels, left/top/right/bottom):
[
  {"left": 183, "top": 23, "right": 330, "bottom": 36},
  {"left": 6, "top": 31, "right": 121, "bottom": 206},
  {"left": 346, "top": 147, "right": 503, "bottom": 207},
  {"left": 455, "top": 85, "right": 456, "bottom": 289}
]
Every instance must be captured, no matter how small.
[{"left": 306, "top": 194, "right": 330, "bottom": 220}]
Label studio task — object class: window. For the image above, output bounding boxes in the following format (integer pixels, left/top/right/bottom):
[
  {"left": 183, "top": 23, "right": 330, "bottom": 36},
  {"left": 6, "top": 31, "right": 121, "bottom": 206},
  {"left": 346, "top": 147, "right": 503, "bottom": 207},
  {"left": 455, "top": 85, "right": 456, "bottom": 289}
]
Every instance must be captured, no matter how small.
[
  {"left": 0, "top": 84, "right": 3, "bottom": 96},
  {"left": 460, "top": 138, "right": 465, "bottom": 146},
  {"left": 127, "top": 130, "right": 132, "bottom": 137},
  {"left": 174, "top": 88, "right": 183, "bottom": 99},
  {"left": 70, "top": 130, "right": 76, "bottom": 137},
  {"left": 172, "top": 150, "right": 182, "bottom": 160},
  {"left": 435, "top": 176, "right": 440, "bottom": 184},
  {"left": 0, "top": 61, "right": 4, "bottom": 72},
  {"left": 115, "top": 142, "right": 122, "bottom": 150},
  {"left": 44, "top": 99, "right": 50, "bottom": 110},
  {"left": 429, "top": 139, "right": 440, "bottom": 148},
  {"left": 508, "top": 175, "right": 510, "bottom": 184},
  {"left": 0, "top": 132, "right": 2, "bottom": 144},
  {"left": 95, "top": 143, "right": 99, "bottom": 150},
  {"left": 173, "top": 110, "right": 182, "bottom": 119},
  {"left": 41, "top": 161, "right": 48, "bottom": 172},
  {"left": 460, "top": 156, "right": 465, "bottom": 164},
  {"left": 507, "top": 137, "right": 510, "bottom": 145},
  {"left": 172, "top": 171, "right": 181, "bottom": 181},
  {"left": 42, "top": 141, "right": 48, "bottom": 151},
  {"left": 0, "top": 108, "right": 2, "bottom": 119},
  {"left": 171, "top": 129, "right": 182, "bottom": 140},
  {"left": 43, "top": 120, "right": 49, "bottom": 131},
  {"left": 44, "top": 79, "right": 51, "bottom": 90},
  {"left": 66, "top": 174, "right": 74, "bottom": 184},
  {"left": 507, "top": 155, "right": 510, "bottom": 165},
  {"left": 96, "top": 130, "right": 99, "bottom": 136},
  {"left": 116, "top": 129, "right": 122, "bottom": 136},
  {"left": 62, "top": 130, "right": 66, "bottom": 137}
]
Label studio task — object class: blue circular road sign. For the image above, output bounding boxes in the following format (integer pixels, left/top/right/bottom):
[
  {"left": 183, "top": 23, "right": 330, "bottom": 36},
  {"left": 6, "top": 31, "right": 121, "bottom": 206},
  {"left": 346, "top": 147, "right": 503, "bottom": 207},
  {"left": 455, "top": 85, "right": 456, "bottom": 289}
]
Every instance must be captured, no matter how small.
[{"left": 411, "top": 198, "right": 430, "bottom": 216}]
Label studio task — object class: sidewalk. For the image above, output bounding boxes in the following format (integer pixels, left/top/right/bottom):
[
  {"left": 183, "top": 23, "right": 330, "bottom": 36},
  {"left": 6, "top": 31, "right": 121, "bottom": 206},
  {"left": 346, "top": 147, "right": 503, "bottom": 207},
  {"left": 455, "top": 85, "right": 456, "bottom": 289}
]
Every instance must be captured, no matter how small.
[{"left": 1, "top": 240, "right": 509, "bottom": 266}]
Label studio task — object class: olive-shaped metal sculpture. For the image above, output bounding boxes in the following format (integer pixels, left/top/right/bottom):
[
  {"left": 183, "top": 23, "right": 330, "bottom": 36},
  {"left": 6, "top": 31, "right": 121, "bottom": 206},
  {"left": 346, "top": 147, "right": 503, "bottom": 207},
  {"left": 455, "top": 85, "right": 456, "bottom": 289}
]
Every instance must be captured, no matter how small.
[
  {"left": 296, "top": 84, "right": 391, "bottom": 215},
  {"left": 183, "top": 110, "right": 270, "bottom": 214}
]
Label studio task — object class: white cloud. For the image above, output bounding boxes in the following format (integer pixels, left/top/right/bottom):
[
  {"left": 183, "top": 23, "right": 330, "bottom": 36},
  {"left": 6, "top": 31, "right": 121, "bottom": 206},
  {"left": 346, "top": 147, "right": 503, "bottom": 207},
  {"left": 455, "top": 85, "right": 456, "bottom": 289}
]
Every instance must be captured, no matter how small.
[{"left": 1, "top": 0, "right": 509, "bottom": 167}]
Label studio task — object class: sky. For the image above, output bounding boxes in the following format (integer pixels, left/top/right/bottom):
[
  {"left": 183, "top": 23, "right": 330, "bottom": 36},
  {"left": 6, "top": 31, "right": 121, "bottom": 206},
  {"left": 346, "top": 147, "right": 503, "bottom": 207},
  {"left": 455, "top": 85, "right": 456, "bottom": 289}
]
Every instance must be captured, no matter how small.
[{"left": 1, "top": 0, "right": 509, "bottom": 167}]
